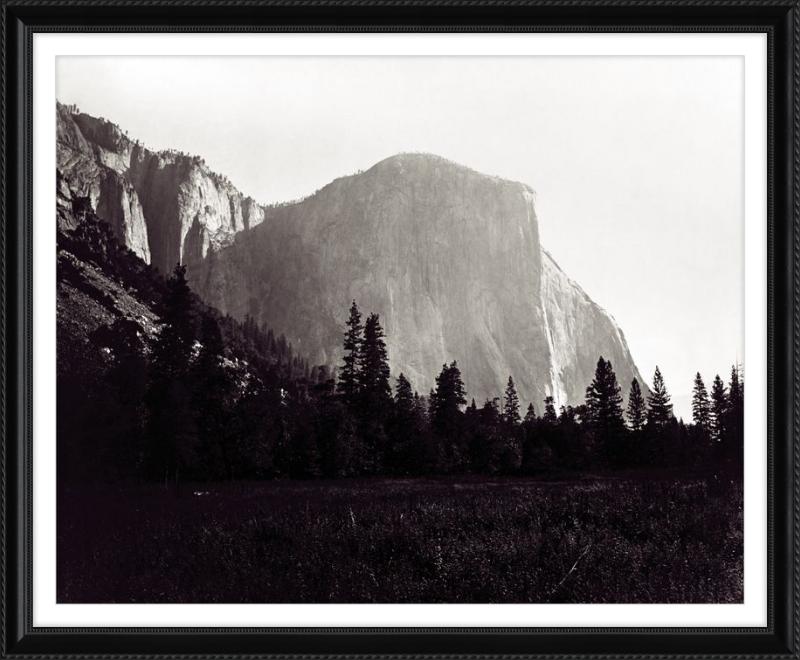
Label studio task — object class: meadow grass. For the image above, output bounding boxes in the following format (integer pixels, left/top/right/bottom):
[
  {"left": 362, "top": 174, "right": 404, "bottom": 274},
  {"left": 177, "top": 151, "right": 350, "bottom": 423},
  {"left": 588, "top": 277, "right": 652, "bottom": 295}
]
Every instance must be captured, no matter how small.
[{"left": 57, "top": 473, "right": 742, "bottom": 603}]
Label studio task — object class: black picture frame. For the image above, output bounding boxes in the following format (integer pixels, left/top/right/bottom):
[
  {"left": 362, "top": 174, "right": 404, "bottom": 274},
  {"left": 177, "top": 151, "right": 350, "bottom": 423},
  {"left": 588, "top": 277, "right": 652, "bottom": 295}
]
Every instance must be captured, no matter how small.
[{"left": 2, "top": 1, "right": 797, "bottom": 657}]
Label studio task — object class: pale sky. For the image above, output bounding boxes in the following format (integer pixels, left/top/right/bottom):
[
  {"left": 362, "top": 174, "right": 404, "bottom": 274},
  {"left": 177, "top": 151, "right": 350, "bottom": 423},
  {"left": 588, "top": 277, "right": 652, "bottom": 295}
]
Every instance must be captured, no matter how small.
[{"left": 57, "top": 56, "right": 744, "bottom": 420}]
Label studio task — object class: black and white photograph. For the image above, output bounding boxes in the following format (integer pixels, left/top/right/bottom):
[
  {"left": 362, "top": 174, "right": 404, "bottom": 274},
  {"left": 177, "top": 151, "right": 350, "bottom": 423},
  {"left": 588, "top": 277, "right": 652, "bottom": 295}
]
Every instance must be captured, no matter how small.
[{"left": 54, "top": 55, "right": 745, "bottom": 605}]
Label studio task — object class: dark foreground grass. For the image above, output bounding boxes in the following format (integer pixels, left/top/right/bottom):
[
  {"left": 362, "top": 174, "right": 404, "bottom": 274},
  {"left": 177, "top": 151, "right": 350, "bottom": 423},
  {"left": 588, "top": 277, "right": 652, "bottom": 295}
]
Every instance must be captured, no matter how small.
[{"left": 58, "top": 473, "right": 742, "bottom": 603}]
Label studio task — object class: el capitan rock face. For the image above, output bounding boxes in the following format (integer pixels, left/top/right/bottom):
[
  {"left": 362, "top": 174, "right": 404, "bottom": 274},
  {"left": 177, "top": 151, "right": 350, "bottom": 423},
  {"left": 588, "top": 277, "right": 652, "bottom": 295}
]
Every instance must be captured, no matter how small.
[{"left": 57, "top": 105, "right": 646, "bottom": 409}]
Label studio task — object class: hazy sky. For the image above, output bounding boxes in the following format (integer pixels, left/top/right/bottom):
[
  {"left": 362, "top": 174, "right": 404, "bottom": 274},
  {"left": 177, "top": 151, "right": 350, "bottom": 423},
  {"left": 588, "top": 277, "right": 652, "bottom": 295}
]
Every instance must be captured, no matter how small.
[{"left": 57, "top": 56, "right": 744, "bottom": 419}]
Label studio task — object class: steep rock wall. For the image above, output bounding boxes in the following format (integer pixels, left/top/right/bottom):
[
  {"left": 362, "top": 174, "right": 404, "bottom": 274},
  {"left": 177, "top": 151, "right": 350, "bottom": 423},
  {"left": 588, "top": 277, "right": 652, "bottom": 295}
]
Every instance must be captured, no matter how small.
[
  {"left": 57, "top": 106, "right": 647, "bottom": 408},
  {"left": 56, "top": 103, "right": 264, "bottom": 273}
]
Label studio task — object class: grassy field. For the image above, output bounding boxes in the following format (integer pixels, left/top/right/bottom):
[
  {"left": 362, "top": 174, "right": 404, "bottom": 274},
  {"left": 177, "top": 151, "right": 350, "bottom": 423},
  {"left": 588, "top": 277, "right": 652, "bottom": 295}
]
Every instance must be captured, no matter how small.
[{"left": 57, "top": 473, "right": 742, "bottom": 603}]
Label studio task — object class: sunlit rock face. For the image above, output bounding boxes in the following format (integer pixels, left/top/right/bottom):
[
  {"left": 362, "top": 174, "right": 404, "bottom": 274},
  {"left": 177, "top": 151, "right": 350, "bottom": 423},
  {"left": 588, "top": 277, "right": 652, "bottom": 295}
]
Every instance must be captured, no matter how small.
[
  {"left": 57, "top": 106, "right": 646, "bottom": 408},
  {"left": 57, "top": 103, "right": 264, "bottom": 273},
  {"left": 192, "top": 153, "right": 646, "bottom": 409}
]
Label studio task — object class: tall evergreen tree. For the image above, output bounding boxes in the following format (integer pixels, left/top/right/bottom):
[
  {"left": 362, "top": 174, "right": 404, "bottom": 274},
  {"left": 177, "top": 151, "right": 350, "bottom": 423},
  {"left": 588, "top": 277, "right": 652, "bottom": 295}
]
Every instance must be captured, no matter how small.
[
  {"left": 337, "top": 301, "right": 363, "bottom": 406},
  {"left": 429, "top": 361, "right": 467, "bottom": 432},
  {"left": 710, "top": 374, "right": 728, "bottom": 443},
  {"left": 646, "top": 366, "right": 674, "bottom": 428},
  {"left": 192, "top": 313, "right": 235, "bottom": 480},
  {"left": 691, "top": 372, "right": 711, "bottom": 433},
  {"left": 394, "top": 373, "right": 414, "bottom": 411},
  {"left": 725, "top": 364, "right": 744, "bottom": 466},
  {"left": 151, "top": 264, "right": 197, "bottom": 379},
  {"left": 543, "top": 396, "right": 558, "bottom": 424},
  {"left": 585, "top": 358, "right": 625, "bottom": 428},
  {"left": 626, "top": 378, "right": 646, "bottom": 431},
  {"left": 503, "top": 376, "right": 521, "bottom": 425},
  {"left": 585, "top": 358, "right": 626, "bottom": 464},
  {"left": 524, "top": 403, "right": 537, "bottom": 425},
  {"left": 429, "top": 361, "right": 468, "bottom": 471},
  {"left": 147, "top": 263, "right": 200, "bottom": 487},
  {"left": 388, "top": 373, "right": 429, "bottom": 475},
  {"left": 728, "top": 365, "right": 743, "bottom": 420},
  {"left": 359, "top": 313, "right": 392, "bottom": 418}
]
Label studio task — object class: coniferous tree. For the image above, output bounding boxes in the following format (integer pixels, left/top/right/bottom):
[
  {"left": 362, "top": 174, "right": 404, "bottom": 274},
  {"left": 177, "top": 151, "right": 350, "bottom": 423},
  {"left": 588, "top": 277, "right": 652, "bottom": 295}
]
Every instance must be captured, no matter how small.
[
  {"left": 725, "top": 365, "right": 744, "bottom": 467},
  {"left": 387, "top": 373, "right": 429, "bottom": 475},
  {"left": 429, "top": 361, "right": 468, "bottom": 472},
  {"left": 524, "top": 403, "right": 537, "bottom": 424},
  {"left": 710, "top": 374, "right": 728, "bottom": 444},
  {"left": 192, "top": 313, "right": 236, "bottom": 480},
  {"left": 646, "top": 366, "right": 674, "bottom": 428},
  {"left": 359, "top": 313, "right": 392, "bottom": 418},
  {"left": 585, "top": 357, "right": 626, "bottom": 466},
  {"left": 147, "top": 264, "right": 200, "bottom": 488},
  {"left": 691, "top": 372, "right": 711, "bottom": 433},
  {"left": 395, "top": 372, "right": 414, "bottom": 411},
  {"left": 543, "top": 396, "right": 558, "bottom": 424},
  {"left": 429, "top": 362, "right": 467, "bottom": 432},
  {"left": 626, "top": 378, "right": 647, "bottom": 431},
  {"left": 337, "top": 301, "right": 363, "bottom": 406},
  {"left": 151, "top": 264, "right": 197, "bottom": 380},
  {"left": 503, "top": 376, "right": 521, "bottom": 425}
]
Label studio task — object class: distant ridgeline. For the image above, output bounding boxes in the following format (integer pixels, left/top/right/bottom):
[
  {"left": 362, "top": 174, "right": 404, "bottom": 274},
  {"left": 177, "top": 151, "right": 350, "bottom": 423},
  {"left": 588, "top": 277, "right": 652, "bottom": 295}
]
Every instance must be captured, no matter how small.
[{"left": 56, "top": 104, "right": 744, "bottom": 485}]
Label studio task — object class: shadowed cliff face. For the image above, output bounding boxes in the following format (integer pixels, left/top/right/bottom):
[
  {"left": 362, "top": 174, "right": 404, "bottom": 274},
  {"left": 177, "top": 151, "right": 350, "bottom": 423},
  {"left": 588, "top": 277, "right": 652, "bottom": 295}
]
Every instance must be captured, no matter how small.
[{"left": 57, "top": 105, "right": 646, "bottom": 408}]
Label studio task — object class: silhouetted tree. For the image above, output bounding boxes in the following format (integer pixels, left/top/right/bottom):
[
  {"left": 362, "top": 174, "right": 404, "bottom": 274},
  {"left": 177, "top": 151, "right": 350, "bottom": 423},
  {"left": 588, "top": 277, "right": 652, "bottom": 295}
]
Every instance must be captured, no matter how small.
[
  {"left": 725, "top": 365, "right": 744, "bottom": 469},
  {"left": 543, "top": 396, "right": 558, "bottom": 424},
  {"left": 691, "top": 372, "right": 711, "bottom": 434},
  {"left": 337, "top": 301, "right": 363, "bottom": 407},
  {"left": 359, "top": 313, "right": 392, "bottom": 419},
  {"left": 192, "top": 313, "right": 236, "bottom": 480},
  {"left": 503, "top": 376, "right": 521, "bottom": 425},
  {"left": 646, "top": 366, "right": 674, "bottom": 428},
  {"left": 151, "top": 264, "right": 197, "bottom": 380},
  {"left": 626, "top": 378, "right": 646, "bottom": 432},
  {"left": 147, "top": 264, "right": 200, "bottom": 488},
  {"left": 429, "top": 361, "right": 468, "bottom": 472},
  {"left": 585, "top": 357, "right": 626, "bottom": 466},
  {"left": 710, "top": 374, "right": 728, "bottom": 445}
]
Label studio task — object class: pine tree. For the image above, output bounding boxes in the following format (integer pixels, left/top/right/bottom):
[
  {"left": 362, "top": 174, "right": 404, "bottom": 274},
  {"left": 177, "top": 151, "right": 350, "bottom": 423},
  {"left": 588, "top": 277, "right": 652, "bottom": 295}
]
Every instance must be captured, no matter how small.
[
  {"left": 626, "top": 378, "right": 646, "bottom": 431},
  {"left": 388, "top": 373, "right": 428, "bottom": 475},
  {"left": 524, "top": 403, "right": 537, "bottom": 425},
  {"left": 586, "top": 356, "right": 625, "bottom": 442},
  {"left": 691, "top": 372, "right": 711, "bottom": 433},
  {"left": 725, "top": 365, "right": 744, "bottom": 466},
  {"left": 503, "top": 376, "right": 521, "bottom": 425},
  {"left": 192, "top": 314, "right": 235, "bottom": 480},
  {"left": 429, "top": 361, "right": 467, "bottom": 433},
  {"left": 151, "top": 264, "right": 197, "bottom": 380},
  {"left": 710, "top": 374, "right": 728, "bottom": 443},
  {"left": 429, "top": 361, "right": 468, "bottom": 471},
  {"left": 359, "top": 313, "right": 392, "bottom": 418},
  {"left": 147, "top": 264, "right": 200, "bottom": 488},
  {"left": 395, "top": 372, "right": 414, "bottom": 412},
  {"left": 543, "top": 396, "right": 558, "bottom": 424},
  {"left": 728, "top": 365, "right": 743, "bottom": 419},
  {"left": 337, "top": 301, "right": 363, "bottom": 406},
  {"left": 646, "top": 366, "right": 674, "bottom": 428}
]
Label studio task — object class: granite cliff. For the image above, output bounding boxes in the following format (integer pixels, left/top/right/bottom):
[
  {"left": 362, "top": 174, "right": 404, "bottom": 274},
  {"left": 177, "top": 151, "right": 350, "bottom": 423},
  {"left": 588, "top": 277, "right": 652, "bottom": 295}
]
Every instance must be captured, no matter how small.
[
  {"left": 57, "top": 104, "right": 646, "bottom": 409},
  {"left": 57, "top": 102, "right": 264, "bottom": 274}
]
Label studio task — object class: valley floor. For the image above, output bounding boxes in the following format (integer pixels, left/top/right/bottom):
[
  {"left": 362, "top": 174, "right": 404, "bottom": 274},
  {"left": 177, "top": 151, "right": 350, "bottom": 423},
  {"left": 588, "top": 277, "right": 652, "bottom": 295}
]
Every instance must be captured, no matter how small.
[{"left": 57, "top": 473, "right": 742, "bottom": 604}]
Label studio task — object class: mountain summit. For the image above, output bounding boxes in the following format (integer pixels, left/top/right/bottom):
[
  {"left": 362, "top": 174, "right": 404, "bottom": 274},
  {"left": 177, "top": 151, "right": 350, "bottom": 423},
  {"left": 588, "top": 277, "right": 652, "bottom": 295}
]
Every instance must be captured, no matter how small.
[{"left": 57, "top": 103, "right": 646, "bottom": 408}]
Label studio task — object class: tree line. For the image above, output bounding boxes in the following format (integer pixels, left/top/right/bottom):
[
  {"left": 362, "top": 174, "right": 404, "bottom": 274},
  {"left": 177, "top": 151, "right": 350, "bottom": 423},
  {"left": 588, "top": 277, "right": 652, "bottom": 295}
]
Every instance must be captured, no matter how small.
[{"left": 58, "top": 216, "right": 743, "bottom": 486}]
